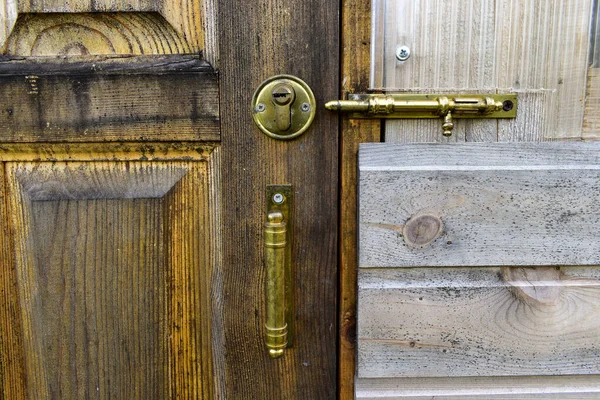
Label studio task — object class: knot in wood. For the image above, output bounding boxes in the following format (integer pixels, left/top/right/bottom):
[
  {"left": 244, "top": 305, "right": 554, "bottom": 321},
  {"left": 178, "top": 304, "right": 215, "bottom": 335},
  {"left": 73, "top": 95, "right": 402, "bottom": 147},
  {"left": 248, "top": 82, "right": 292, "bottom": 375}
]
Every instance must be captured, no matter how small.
[{"left": 403, "top": 214, "right": 443, "bottom": 248}]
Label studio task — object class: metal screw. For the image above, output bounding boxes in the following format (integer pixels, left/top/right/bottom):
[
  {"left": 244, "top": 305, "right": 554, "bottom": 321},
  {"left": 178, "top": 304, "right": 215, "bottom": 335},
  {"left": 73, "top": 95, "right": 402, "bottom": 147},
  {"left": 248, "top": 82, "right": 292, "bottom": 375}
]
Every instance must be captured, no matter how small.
[
  {"left": 273, "top": 193, "right": 285, "bottom": 204},
  {"left": 396, "top": 45, "right": 411, "bottom": 61},
  {"left": 502, "top": 100, "right": 514, "bottom": 112},
  {"left": 256, "top": 103, "right": 266, "bottom": 112},
  {"left": 301, "top": 103, "right": 311, "bottom": 112}
]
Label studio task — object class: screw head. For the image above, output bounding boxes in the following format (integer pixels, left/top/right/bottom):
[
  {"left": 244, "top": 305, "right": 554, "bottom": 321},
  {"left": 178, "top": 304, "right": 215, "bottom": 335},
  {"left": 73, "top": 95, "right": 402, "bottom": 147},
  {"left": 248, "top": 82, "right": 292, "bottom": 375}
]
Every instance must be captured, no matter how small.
[
  {"left": 256, "top": 103, "right": 266, "bottom": 112},
  {"left": 301, "top": 103, "right": 311, "bottom": 112},
  {"left": 502, "top": 100, "right": 514, "bottom": 112},
  {"left": 273, "top": 193, "right": 285, "bottom": 204},
  {"left": 396, "top": 45, "right": 411, "bottom": 61}
]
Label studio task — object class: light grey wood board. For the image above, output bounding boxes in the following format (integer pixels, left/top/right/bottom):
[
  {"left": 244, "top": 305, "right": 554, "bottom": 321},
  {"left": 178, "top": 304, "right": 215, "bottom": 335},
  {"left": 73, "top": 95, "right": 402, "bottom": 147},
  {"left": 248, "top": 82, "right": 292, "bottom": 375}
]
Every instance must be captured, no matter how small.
[
  {"left": 355, "top": 375, "right": 600, "bottom": 399},
  {"left": 357, "top": 266, "right": 600, "bottom": 378},
  {"left": 359, "top": 142, "right": 600, "bottom": 267}
]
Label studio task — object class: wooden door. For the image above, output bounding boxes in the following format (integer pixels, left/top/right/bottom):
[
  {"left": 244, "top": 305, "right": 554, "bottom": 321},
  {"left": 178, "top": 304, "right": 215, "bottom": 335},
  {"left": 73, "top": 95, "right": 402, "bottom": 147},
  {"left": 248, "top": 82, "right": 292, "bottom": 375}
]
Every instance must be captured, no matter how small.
[
  {"left": 0, "top": 0, "right": 339, "bottom": 399},
  {"left": 340, "top": 0, "right": 600, "bottom": 398}
]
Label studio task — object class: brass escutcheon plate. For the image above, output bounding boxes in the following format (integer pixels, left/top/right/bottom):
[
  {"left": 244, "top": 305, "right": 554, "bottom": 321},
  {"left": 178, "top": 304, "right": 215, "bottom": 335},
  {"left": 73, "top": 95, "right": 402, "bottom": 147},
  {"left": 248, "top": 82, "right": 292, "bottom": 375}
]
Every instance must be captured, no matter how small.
[{"left": 252, "top": 75, "right": 316, "bottom": 140}]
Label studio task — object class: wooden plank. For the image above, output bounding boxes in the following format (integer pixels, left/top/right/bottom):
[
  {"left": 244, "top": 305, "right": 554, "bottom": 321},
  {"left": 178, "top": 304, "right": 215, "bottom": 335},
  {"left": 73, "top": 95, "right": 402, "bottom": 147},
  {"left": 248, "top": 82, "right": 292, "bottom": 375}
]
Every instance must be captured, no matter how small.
[
  {"left": 583, "top": 68, "right": 600, "bottom": 138},
  {"left": 1, "top": 0, "right": 213, "bottom": 55},
  {"left": 217, "top": 0, "right": 338, "bottom": 396},
  {"left": 4, "top": 159, "right": 221, "bottom": 398},
  {"left": 496, "top": 0, "right": 593, "bottom": 140},
  {"left": 355, "top": 375, "right": 600, "bottom": 399},
  {"left": 371, "top": 0, "right": 497, "bottom": 90},
  {"left": 4, "top": 13, "right": 190, "bottom": 56},
  {"left": 0, "top": 163, "right": 27, "bottom": 399},
  {"left": 0, "top": 142, "right": 215, "bottom": 161},
  {"left": 339, "top": 0, "right": 381, "bottom": 397},
  {"left": 376, "top": 0, "right": 593, "bottom": 142},
  {"left": 357, "top": 266, "right": 600, "bottom": 378},
  {"left": 0, "top": 55, "right": 219, "bottom": 142},
  {"left": 359, "top": 142, "right": 600, "bottom": 267}
]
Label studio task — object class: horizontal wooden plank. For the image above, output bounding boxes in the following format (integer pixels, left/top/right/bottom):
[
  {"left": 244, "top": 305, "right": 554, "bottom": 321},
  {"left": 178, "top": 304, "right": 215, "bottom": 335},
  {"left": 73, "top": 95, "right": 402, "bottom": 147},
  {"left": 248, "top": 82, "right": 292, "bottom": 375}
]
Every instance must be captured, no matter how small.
[
  {"left": 0, "top": 55, "right": 213, "bottom": 74},
  {"left": 0, "top": 55, "right": 219, "bottom": 142},
  {"left": 359, "top": 142, "right": 600, "bottom": 267},
  {"left": 0, "top": 142, "right": 216, "bottom": 161},
  {"left": 355, "top": 375, "right": 600, "bottom": 399},
  {"left": 357, "top": 266, "right": 600, "bottom": 378}
]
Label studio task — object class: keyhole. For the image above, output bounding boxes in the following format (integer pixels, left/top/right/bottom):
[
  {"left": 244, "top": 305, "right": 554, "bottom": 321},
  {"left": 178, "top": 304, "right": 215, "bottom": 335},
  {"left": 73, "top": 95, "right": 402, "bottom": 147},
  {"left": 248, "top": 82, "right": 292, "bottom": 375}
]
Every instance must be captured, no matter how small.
[{"left": 271, "top": 83, "right": 296, "bottom": 131}]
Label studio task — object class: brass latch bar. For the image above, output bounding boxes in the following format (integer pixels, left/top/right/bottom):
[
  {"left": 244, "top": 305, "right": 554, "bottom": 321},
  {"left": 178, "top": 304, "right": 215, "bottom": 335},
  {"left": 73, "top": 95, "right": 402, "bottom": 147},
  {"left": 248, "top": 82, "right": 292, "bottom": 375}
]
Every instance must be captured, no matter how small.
[{"left": 325, "top": 93, "right": 517, "bottom": 137}]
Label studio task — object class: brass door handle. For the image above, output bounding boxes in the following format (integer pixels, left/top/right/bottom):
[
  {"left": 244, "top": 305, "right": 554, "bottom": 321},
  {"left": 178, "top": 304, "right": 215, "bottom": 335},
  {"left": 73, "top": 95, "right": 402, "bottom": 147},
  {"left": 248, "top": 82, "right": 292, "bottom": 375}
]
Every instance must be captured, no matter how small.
[
  {"left": 325, "top": 93, "right": 517, "bottom": 137},
  {"left": 264, "top": 185, "right": 293, "bottom": 358}
]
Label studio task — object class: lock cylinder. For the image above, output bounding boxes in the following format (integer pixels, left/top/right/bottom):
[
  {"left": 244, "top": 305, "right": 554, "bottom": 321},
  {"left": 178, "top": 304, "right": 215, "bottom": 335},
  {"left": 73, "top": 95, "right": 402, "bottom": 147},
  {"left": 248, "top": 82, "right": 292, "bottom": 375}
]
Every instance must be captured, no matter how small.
[{"left": 252, "top": 75, "right": 316, "bottom": 140}]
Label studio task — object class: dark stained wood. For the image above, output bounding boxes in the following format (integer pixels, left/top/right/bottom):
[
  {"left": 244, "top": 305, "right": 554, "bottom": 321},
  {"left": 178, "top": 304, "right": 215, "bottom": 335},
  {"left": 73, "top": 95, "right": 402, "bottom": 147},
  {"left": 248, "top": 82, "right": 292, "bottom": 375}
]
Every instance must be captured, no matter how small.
[
  {"left": 218, "top": 0, "right": 339, "bottom": 397},
  {"left": 339, "top": 0, "right": 381, "bottom": 397},
  {"left": 0, "top": 55, "right": 219, "bottom": 142}
]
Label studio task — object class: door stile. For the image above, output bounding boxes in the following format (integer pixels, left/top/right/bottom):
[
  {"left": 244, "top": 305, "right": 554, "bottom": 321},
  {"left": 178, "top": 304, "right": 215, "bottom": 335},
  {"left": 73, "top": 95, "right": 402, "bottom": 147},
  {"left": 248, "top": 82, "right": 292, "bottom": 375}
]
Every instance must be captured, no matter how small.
[
  {"left": 217, "top": 0, "right": 340, "bottom": 397},
  {"left": 339, "top": 0, "right": 380, "bottom": 398}
]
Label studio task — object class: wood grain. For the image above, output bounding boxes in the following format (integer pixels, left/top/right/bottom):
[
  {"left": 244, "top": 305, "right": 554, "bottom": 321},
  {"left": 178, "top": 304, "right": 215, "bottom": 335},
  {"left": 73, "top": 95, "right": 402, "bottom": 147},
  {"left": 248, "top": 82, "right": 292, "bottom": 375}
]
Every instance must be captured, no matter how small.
[
  {"left": 359, "top": 142, "right": 600, "bottom": 267},
  {"left": 0, "top": 55, "right": 219, "bottom": 142},
  {"left": 355, "top": 375, "right": 600, "bottom": 399},
  {"left": 377, "top": 0, "right": 594, "bottom": 142},
  {"left": 1, "top": 0, "right": 216, "bottom": 58},
  {"left": 496, "top": 0, "right": 592, "bottom": 140},
  {"left": 371, "top": 0, "right": 496, "bottom": 90},
  {"left": 0, "top": 163, "right": 27, "bottom": 399},
  {"left": 339, "top": 0, "right": 381, "bottom": 397},
  {"left": 217, "top": 0, "right": 339, "bottom": 396},
  {"left": 583, "top": 68, "right": 600, "bottom": 139},
  {"left": 3, "top": 157, "right": 221, "bottom": 398},
  {"left": 0, "top": 142, "right": 215, "bottom": 162},
  {"left": 357, "top": 266, "right": 600, "bottom": 378},
  {"left": 4, "top": 13, "right": 190, "bottom": 56}
]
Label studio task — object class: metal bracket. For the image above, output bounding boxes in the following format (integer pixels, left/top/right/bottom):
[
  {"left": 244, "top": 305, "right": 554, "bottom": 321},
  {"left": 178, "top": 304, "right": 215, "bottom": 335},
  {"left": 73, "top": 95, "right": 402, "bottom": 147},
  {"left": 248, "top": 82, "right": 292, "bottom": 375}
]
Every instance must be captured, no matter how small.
[{"left": 325, "top": 93, "right": 517, "bottom": 137}]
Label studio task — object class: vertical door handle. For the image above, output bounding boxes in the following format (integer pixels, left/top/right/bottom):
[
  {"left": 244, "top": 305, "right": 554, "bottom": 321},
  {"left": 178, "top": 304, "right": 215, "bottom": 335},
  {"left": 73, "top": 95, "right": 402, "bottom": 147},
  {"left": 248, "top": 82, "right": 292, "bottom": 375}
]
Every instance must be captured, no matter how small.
[{"left": 264, "top": 185, "right": 293, "bottom": 358}]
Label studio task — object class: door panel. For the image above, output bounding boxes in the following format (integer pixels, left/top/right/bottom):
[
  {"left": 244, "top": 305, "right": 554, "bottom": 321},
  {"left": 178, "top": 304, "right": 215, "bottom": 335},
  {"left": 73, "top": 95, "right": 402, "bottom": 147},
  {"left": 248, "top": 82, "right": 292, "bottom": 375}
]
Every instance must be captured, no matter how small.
[
  {"left": 2, "top": 153, "right": 222, "bottom": 398},
  {"left": 1, "top": 0, "right": 211, "bottom": 57}
]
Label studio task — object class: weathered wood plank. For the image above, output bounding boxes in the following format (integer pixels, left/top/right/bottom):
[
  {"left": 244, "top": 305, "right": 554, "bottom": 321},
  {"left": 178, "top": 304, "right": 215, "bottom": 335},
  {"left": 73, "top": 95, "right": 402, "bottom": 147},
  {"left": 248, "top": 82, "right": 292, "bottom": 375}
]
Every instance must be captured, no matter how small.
[
  {"left": 0, "top": 142, "right": 215, "bottom": 161},
  {"left": 339, "top": 0, "right": 380, "bottom": 397},
  {"left": 370, "top": 0, "right": 496, "bottom": 90},
  {"left": 4, "top": 13, "right": 190, "bottom": 56},
  {"left": 0, "top": 55, "right": 219, "bottom": 142},
  {"left": 496, "top": 0, "right": 592, "bottom": 140},
  {"left": 0, "top": 162, "right": 27, "bottom": 399},
  {"left": 355, "top": 375, "right": 600, "bottom": 399},
  {"left": 583, "top": 68, "right": 600, "bottom": 138},
  {"left": 376, "top": 0, "right": 593, "bottom": 142},
  {"left": 1, "top": 0, "right": 214, "bottom": 57},
  {"left": 4, "top": 159, "right": 221, "bottom": 398},
  {"left": 357, "top": 266, "right": 600, "bottom": 378},
  {"left": 360, "top": 142, "right": 600, "bottom": 267}
]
